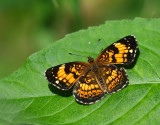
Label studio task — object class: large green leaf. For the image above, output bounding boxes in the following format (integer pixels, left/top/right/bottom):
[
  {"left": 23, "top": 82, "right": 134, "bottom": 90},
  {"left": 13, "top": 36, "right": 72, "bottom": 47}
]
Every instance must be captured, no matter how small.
[{"left": 0, "top": 18, "right": 160, "bottom": 125}]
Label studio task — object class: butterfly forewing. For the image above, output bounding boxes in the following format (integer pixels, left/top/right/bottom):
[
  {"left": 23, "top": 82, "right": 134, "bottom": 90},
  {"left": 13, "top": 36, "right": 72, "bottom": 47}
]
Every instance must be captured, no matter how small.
[
  {"left": 73, "top": 69, "right": 105, "bottom": 104},
  {"left": 45, "top": 62, "right": 89, "bottom": 90},
  {"left": 95, "top": 35, "right": 138, "bottom": 65}
]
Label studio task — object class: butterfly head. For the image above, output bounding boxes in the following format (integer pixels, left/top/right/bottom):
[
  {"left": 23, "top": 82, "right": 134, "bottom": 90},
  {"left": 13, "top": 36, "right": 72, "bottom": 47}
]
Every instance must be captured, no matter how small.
[{"left": 88, "top": 56, "right": 94, "bottom": 64}]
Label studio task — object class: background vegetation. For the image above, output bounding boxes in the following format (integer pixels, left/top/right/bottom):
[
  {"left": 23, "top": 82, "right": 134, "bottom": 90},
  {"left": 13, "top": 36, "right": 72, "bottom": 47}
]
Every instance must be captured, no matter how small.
[{"left": 1, "top": 0, "right": 160, "bottom": 78}]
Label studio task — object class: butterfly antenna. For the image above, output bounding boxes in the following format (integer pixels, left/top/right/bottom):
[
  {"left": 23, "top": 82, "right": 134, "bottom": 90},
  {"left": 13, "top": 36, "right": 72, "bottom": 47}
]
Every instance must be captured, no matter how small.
[
  {"left": 91, "top": 39, "right": 101, "bottom": 57},
  {"left": 69, "top": 53, "right": 88, "bottom": 58}
]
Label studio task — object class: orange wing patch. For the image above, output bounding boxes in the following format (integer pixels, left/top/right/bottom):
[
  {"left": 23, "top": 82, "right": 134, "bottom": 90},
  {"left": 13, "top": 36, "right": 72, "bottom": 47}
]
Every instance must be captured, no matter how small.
[
  {"left": 114, "top": 43, "right": 130, "bottom": 63},
  {"left": 78, "top": 83, "right": 102, "bottom": 98}
]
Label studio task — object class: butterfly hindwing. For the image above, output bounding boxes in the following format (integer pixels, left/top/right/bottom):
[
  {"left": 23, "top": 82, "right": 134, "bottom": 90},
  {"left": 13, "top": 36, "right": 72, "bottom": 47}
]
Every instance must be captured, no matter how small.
[
  {"left": 45, "top": 62, "right": 89, "bottom": 90},
  {"left": 73, "top": 70, "right": 105, "bottom": 104},
  {"left": 95, "top": 35, "right": 138, "bottom": 64},
  {"left": 98, "top": 64, "right": 128, "bottom": 94}
]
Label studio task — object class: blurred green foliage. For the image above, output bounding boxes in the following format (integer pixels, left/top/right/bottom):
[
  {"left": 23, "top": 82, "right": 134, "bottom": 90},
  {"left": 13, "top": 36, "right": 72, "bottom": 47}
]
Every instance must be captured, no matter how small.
[{"left": 0, "top": 0, "right": 160, "bottom": 78}]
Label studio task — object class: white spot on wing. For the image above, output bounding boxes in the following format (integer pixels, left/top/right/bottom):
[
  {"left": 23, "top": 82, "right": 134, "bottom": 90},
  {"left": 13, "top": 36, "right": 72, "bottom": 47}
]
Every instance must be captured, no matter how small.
[
  {"left": 55, "top": 80, "right": 59, "bottom": 84},
  {"left": 129, "top": 49, "right": 133, "bottom": 53}
]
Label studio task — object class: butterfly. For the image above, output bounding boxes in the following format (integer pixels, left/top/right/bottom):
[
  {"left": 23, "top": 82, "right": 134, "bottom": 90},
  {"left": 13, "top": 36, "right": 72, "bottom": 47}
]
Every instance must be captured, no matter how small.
[{"left": 45, "top": 35, "right": 138, "bottom": 104}]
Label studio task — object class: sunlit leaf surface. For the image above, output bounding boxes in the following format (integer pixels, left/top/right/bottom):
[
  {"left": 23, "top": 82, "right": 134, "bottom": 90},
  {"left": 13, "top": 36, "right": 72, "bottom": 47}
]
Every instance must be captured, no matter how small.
[{"left": 0, "top": 18, "right": 160, "bottom": 125}]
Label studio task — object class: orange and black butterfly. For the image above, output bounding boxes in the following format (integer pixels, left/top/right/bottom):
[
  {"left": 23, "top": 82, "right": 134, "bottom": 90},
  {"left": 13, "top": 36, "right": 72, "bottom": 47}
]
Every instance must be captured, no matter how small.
[{"left": 45, "top": 35, "right": 138, "bottom": 104}]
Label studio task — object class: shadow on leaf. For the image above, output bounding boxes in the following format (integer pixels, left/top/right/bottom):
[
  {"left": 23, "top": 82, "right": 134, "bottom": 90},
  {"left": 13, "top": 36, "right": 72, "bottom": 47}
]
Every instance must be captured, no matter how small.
[{"left": 48, "top": 84, "right": 73, "bottom": 97}]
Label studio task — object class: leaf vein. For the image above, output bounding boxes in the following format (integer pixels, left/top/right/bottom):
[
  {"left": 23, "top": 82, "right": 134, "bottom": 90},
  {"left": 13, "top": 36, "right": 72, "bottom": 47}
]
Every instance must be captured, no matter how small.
[
  {"left": 106, "top": 86, "right": 152, "bottom": 125},
  {"left": 133, "top": 102, "right": 160, "bottom": 125}
]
